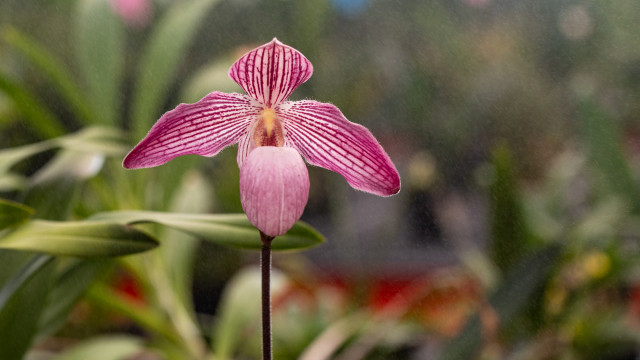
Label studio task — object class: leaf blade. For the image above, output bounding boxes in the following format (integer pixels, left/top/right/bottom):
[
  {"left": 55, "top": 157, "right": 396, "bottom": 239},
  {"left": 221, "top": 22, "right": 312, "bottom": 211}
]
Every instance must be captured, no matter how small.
[
  {"left": 578, "top": 98, "right": 640, "bottom": 212},
  {"left": 2, "top": 27, "right": 95, "bottom": 125},
  {"left": 0, "top": 74, "right": 66, "bottom": 138},
  {"left": 131, "top": 0, "right": 220, "bottom": 139},
  {"left": 0, "top": 252, "right": 55, "bottom": 360},
  {"left": 0, "top": 220, "right": 158, "bottom": 257},
  {"left": 90, "top": 211, "right": 325, "bottom": 251},
  {"left": 53, "top": 335, "right": 143, "bottom": 360},
  {"left": 0, "top": 198, "right": 34, "bottom": 230},
  {"left": 76, "top": 0, "right": 125, "bottom": 126}
]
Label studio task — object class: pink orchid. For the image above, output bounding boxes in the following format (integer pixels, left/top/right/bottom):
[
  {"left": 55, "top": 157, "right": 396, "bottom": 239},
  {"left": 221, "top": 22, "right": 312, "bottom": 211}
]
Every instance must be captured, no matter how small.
[
  {"left": 124, "top": 39, "right": 400, "bottom": 237},
  {"left": 110, "top": 0, "right": 153, "bottom": 28}
]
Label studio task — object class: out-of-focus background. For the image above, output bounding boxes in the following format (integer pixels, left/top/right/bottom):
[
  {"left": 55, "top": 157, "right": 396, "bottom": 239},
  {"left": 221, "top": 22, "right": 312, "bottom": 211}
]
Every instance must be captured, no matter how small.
[{"left": 1, "top": 0, "right": 640, "bottom": 359}]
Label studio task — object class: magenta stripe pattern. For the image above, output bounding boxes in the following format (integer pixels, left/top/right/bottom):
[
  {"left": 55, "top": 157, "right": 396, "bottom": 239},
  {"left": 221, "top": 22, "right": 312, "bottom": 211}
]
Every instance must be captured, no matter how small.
[
  {"left": 279, "top": 101, "right": 401, "bottom": 196},
  {"left": 123, "top": 92, "right": 260, "bottom": 169},
  {"left": 236, "top": 125, "right": 257, "bottom": 168},
  {"left": 228, "top": 38, "right": 313, "bottom": 108}
]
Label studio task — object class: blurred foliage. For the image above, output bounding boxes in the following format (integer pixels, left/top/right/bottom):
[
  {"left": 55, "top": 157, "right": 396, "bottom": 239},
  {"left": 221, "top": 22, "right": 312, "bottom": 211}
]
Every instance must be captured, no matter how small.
[{"left": 0, "top": 0, "right": 640, "bottom": 359}]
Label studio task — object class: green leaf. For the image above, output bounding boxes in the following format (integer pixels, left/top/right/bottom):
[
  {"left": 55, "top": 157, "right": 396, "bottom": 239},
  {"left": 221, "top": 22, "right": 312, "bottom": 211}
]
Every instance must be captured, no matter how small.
[
  {"left": 86, "top": 283, "right": 185, "bottom": 347},
  {"left": 578, "top": 98, "right": 640, "bottom": 212},
  {"left": 161, "top": 170, "right": 212, "bottom": 306},
  {"left": 0, "top": 127, "right": 125, "bottom": 176},
  {"left": 89, "top": 211, "right": 326, "bottom": 251},
  {"left": 0, "top": 173, "right": 27, "bottom": 192},
  {"left": 180, "top": 54, "right": 241, "bottom": 103},
  {"left": 441, "top": 244, "right": 562, "bottom": 360},
  {"left": 0, "top": 139, "right": 54, "bottom": 175},
  {"left": 0, "top": 198, "right": 34, "bottom": 230},
  {"left": 0, "top": 255, "right": 53, "bottom": 313},
  {"left": 53, "top": 335, "right": 143, "bottom": 360},
  {"left": 22, "top": 150, "right": 106, "bottom": 219},
  {"left": 131, "top": 0, "right": 220, "bottom": 139},
  {"left": 0, "top": 220, "right": 158, "bottom": 257},
  {"left": 53, "top": 126, "right": 127, "bottom": 157},
  {"left": 0, "top": 73, "right": 66, "bottom": 138},
  {"left": 2, "top": 27, "right": 94, "bottom": 125},
  {"left": 76, "top": 0, "right": 125, "bottom": 126},
  {"left": 489, "top": 144, "right": 532, "bottom": 272},
  {"left": 212, "top": 267, "right": 288, "bottom": 359},
  {"left": 0, "top": 252, "right": 55, "bottom": 360},
  {"left": 38, "top": 259, "right": 111, "bottom": 338},
  {"left": 14, "top": 128, "right": 123, "bottom": 221}
]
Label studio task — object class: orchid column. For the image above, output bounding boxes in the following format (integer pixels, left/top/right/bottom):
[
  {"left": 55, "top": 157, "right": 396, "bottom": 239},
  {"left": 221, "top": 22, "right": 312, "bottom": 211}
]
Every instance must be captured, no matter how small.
[{"left": 124, "top": 38, "right": 400, "bottom": 359}]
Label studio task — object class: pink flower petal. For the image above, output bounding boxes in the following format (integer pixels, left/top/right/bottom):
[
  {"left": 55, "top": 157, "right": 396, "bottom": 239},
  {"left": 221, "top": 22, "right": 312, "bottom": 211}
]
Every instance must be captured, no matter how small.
[
  {"left": 236, "top": 122, "right": 258, "bottom": 169},
  {"left": 279, "top": 101, "right": 401, "bottom": 196},
  {"left": 110, "top": 0, "right": 153, "bottom": 28},
  {"left": 229, "top": 38, "right": 313, "bottom": 108},
  {"left": 124, "top": 92, "right": 260, "bottom": 169},
  {"left": 239, "top": 146, "right": 310, "bottom": 237}
]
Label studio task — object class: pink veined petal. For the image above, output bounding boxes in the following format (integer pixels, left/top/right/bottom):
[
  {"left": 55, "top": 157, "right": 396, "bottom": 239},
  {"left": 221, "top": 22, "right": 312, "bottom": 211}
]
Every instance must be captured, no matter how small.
[
  {"left": 236, "top": 122, "right": 258, "bottom": 169},
  {"left": 124, "top": 92, "right": 260, "bottom": 169},
  {"left": 228, "top": 38, "right": 313, "bottom": 108},
  {"left": 279, "top": 101, "right": 401, "bottom": 196},
  {"left": 239, "top": 146, "right": 310, "bottom": 237}
]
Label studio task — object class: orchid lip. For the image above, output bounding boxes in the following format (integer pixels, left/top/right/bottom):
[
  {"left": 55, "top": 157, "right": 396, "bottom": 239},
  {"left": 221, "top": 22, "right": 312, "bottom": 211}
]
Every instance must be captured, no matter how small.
[{"left": 240, "top": 146, "right": 309, "bottom": 237}]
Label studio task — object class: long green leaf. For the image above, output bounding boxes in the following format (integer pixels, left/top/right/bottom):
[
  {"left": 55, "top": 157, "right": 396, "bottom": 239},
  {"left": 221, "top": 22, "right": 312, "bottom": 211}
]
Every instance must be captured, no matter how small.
[
  {"left": 90, "top": 211, "right": 325, "bottom": 251},
  {"left": 54, "top": 126, "right": 127, "bottom": 156},
  {"left": 0, "top": 255, "right": 53, "bottom": 312},
  {"left": 2, "top": 27, "right": 94, "bottom": 125},
  {"left": 212, "top": 267, "right": 288, "bottom": 359},
  {"left": 161, "top": 170, "right": 212, "bottom": 306},
  {"left": 0, "top": 139, "right": 54, "bottom": 175},
  {"left": 131, "top": 0, "right": 220, "bottom": 139},
  {"left": 0, "top": 173, "right": 27, "bottom": 192},
  {"left": 0, "top": 74, "right": 66, "bottom": 138},
  {"left": 489, "top": 144, "right": 532, "bottom": 273},
  {"left": 53, "top": 335, "right": 143, "bottom": 360},
  {"left": 38, "top": 259, "right": 111, "bottom": 338},
  {"left": 22, "top": 150, "right": 106, "bottom": 219},
  {"left": 0, "top": 252, "right": 55, "bottom": 360},
  {"left": 579, "top": 98, "right": 640, "bottom": 212},
  {"left": 0, "top": 220, "right": 158, "bottom": 257},
  {"left": 0, "top": 127, "right": 125, "bottom": 176},
  {"left": 0, "top": 198, "right": 34, "bottom": 230},
  {"left": 76, "top": 0, "right": 124, "bottom": 126},
  {"left": 86, "top": 283, "right": 185, "bottom": 347}
]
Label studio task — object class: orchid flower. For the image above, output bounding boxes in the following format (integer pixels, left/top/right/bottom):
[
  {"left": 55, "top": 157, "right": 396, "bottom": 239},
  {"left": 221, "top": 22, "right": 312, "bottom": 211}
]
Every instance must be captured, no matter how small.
[
  {"left": 124, "top": 38, "right": 400, "bottom": 237},
  {"left": 110, "top": 0, "right": 152, "bottom": 28}
]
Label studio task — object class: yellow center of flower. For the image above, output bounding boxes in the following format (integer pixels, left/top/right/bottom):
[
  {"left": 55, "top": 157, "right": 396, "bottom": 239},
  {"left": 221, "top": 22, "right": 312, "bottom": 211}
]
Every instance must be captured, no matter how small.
[
  {"left": 254, "top": 108, "right": 284, "bottom": 147},
  {"left": 262, "top": 108, "right": 277, "bottom": 137}
]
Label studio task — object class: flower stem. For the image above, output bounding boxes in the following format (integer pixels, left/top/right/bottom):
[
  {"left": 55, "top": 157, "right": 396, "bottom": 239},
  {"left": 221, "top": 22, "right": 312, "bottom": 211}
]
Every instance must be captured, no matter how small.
[{"left": 260, "top": 231, "right": 275, "bottom": 360}]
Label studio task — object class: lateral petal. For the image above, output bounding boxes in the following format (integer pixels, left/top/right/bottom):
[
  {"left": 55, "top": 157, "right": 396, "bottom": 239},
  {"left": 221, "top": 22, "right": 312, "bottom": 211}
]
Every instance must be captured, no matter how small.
[
  {"left": 124, "top": 92, "right": 260, "bottom": 169},
  {"left": 229, "top": 38, "right": 313, "bottom": 108},
  {"left": 279, "top": 101, "right": 401, "bottom": 196},
  {"left": 236, "top": 126, "right": 257, "bottom": 169},
  {"left": 239, "top": 146, "right": 310, "bottom": 237}
]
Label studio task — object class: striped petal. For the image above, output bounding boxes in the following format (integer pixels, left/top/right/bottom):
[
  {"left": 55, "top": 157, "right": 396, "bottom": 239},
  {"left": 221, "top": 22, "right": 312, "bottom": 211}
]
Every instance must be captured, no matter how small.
[
  {"left": 124, "top": 92, "right": 260, "bottom": 169},
  {"left": 229, "top": 38, "right": 313, "bottom": 108},
  {"left": 279, "top": 101, "right": 401, "bottom": 196},
  {"left": 236, "top": 123, "right": 258, "bottom": 168},
  {"left": 239, "top": 146, "right": 310, "bottom": 237}
]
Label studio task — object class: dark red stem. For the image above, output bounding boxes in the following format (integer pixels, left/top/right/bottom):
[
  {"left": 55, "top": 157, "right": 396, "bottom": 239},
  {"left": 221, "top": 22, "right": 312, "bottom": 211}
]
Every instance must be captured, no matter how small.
[{"left": 260, "top": 231, "right": 274, "bottom": 360}]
